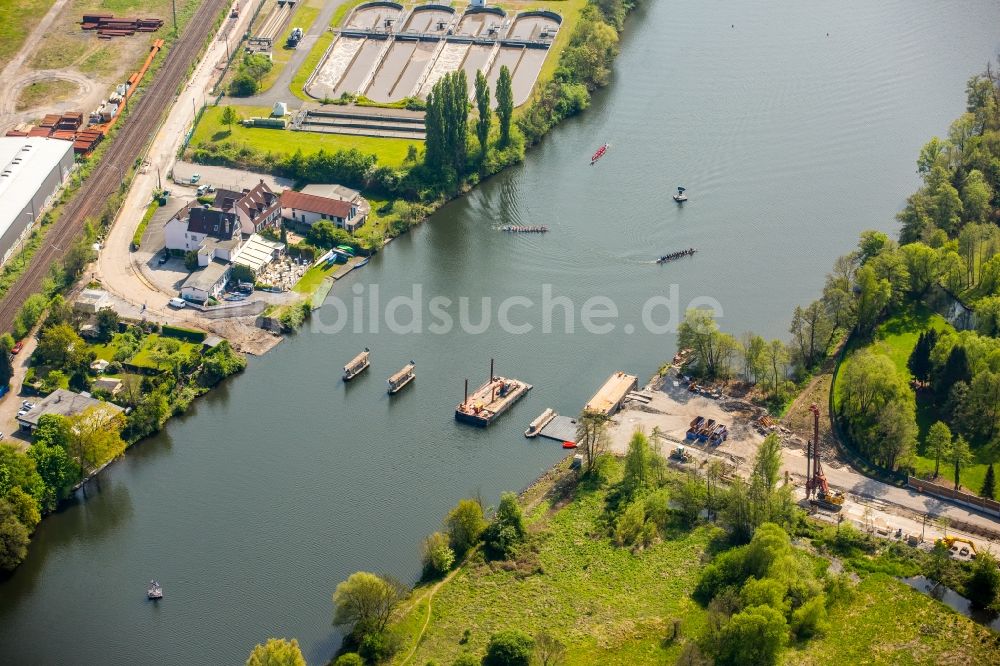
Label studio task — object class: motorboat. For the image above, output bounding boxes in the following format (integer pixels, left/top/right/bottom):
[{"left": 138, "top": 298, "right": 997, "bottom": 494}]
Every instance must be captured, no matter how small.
[{"left": 673, "top": 186, "right": 688, "bottom": 202}]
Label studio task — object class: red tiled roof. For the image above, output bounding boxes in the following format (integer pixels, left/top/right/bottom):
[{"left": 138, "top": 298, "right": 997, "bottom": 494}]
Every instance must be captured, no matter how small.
[{"left": 280, "top": 189, "right": 354, "bottom": 218}]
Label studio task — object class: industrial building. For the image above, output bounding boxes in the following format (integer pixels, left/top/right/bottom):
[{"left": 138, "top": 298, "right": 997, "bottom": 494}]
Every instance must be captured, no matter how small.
[{"left": 0, "top": 136, "right": 74, "bottom": 266}]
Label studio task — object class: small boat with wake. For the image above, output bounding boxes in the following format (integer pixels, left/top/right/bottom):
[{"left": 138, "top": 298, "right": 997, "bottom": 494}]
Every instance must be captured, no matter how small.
[
  {"left": 499, "top": 225, "right": 548, "bottom": 233},
  {"left": 657, "top": 248, "right": 696, "bottom": 263},
  {"left": 672, "top": 186, "right": 688, "bottom": 202},
  {"left": 147, "top": 580, "right": 163, "bottom": 600},
  {"left": 590, "top": 142, "right": 609, "bottom": 165}
]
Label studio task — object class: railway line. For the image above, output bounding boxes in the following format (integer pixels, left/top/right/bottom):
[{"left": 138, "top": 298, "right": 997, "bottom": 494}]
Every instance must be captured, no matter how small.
[{"left": 0, "top": 0, "right": 228, "bottom": 332}]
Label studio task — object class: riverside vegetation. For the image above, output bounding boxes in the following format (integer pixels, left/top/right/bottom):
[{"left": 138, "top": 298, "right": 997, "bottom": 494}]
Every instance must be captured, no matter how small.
[
  {"left": 675, "top": 61, "right": 1000, "bottom": 494},
  {"left": 243, "top": 428, "right": 1000, "bottom": 665},
  {"left": 0, "top": 300, "right": 246, "bottom": 572}
]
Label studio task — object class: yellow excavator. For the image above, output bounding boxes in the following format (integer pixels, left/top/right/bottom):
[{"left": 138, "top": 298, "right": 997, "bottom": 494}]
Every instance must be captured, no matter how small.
[
  {"left": 936, "top": 536, "right": 977, "bottom": 558},
  {"left": 806, "top": 404, "right": 845, "bottom": 511}
]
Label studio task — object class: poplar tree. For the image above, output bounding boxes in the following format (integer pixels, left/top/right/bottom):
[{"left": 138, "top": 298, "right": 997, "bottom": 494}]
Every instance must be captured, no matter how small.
[
  {"left": 496, "top": 65, "right": 513, "bottom": 147},
  {"left": 474, "top": 70, "right": 492, "bottom": 160}
]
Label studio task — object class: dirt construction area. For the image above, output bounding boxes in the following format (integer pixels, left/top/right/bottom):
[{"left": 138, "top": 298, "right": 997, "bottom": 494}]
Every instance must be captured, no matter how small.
[{"left": 0, "top": 0, "right": 185, "bottom": 133}]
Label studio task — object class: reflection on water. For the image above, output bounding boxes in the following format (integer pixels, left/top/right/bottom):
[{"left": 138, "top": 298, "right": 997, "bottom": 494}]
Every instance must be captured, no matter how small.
[{"left": 902, "top": 575, "right": 1000, "bottom": 631}]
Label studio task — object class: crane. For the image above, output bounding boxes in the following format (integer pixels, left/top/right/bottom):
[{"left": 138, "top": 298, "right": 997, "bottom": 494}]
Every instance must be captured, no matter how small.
[{"left": 806, "top": 403, "right": 845, "bottom": 511}]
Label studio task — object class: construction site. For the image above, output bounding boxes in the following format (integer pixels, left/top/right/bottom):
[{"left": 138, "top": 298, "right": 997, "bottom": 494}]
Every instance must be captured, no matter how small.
[{"left": 305, "top": 2, "right": 560, "bottom": 111}]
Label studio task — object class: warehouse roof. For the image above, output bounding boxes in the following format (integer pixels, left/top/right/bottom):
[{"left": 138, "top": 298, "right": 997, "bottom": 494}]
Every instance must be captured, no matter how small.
[{"left": 0, "top": 137, "right": 73, "bottom": 242}]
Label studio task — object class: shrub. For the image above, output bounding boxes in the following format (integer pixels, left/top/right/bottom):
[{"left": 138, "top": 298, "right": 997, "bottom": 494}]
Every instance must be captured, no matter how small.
[
  {"left": 790, "top": 594, "right": 828, "bottom": 638},
  {"left": 421, "top": 531, "right": 455, "bottom": 578},
  {"left": 483, "top": 492, "right": 526, "bottom": 560},
  {"left": 483, "top": 629, "right": 534, "bottom": 666},
  {"left": 445, "top": 499, "right": 487, "bottom": 557},
  {"left": 358, "top": 630, "right": 401, "bottom": 663},
  {"left": 161, "top": 325, "right": 207, "bottom": 343},
  {"left": 452, "top": 654, "right": 478, "bottom": 666},
  {"left": 715, "top": 605, "right": 787, "bottom": 666},
  {"left": 334, "top": 653, "right": 364, "bottom": 666}
]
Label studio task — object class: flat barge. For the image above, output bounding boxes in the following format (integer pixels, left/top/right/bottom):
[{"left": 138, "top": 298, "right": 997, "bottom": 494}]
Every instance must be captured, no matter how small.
[
  {"left": 387, "top": 362, "right": 415, "bottom": 394},
  {"left": 585, "top": 371, "right": 638, "bottom": 416},
  {"left": 456, "top": 359, "right": 532, "bottom": 427},
  {"left": 343, "top": 348, "right": 370, "bottom": 381}
]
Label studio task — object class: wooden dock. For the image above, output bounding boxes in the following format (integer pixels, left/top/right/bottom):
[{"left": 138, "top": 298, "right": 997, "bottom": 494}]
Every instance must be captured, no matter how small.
[{"left": 584, "top": 371, "right": 638, "bottom": 416}]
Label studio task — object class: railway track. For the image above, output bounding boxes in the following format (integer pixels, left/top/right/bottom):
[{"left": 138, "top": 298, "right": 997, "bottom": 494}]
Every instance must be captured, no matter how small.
[{"left": 0, "top": 0, "right": 228, "bottom": 332}]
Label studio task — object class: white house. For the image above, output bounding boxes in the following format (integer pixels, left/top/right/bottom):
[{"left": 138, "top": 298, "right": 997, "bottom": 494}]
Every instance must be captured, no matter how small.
[
  {"left": 280, "top": 189, "right": 369, "bottom": 233},
  {"left": 180, "top": 258, "right": 231, "bottom": 303},
  {"left": 214, "top": 180, "right": 281, "bottom": 236},
  {"left": 164, "top": 203, "right": 243, "bottom": 266}
]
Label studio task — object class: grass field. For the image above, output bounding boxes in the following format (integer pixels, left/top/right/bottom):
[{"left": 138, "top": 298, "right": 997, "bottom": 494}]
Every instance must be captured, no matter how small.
[
  {"left": 91, "top": 333, "right": 200, "bottom": 369},
  {"left": 15, "top": 79, "right": 80, "bottom": 112},
  {"left": 293, "top": 262, "right": 337, "bottom": 295},
  {"left": 190, "top": 105, "right": 420, "bottom": 167},
  {"left": 391, "top": 468, "right": 715, "bottom": 665},
  {"left": 791, "top": 574, "right": 1000, "bottom": 665},
  {"left": 0, "top": 0, "right": 57, "bottom": 70}
]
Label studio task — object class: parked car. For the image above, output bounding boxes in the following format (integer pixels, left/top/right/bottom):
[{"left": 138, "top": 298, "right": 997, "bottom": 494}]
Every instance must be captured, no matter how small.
[
  {"left": 196, "top": 185, "right": 208, "bottom": 196},
  {"left": 158, "top": 250, "right": 170, "bottom": 265},
  {"left": 11, "top": 340, "right": 24, "bottom": 355},
  {"left": 190, "top": 173, "right": 201, "bottom": 184},
  {"left": 168, "top": 297, "right": 188, "bottom": 308}
]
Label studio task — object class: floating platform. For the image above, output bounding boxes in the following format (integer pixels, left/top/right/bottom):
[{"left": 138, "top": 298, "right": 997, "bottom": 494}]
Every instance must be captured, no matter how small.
[
  {"left": 387, "top": 362, "right": 415, "bottom": 394},
  {"left": 584, "top": 371, "right": 638, "bottom": 416},
  {"left": 456, "top": 376, "right": 532, "bottom": 426},
  {"left": 343, "top": 348, "right": 370, "bottom": 381},
  {"left": 525, "top": 407, "right": 556, "bottom": 437},
  {"left": 536, "top": 415, "right": 578, "bottom": 444}
]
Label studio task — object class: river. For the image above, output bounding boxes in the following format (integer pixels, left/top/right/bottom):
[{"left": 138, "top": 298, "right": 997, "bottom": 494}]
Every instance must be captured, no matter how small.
[{"left": 2, "top": 1, "right": 999, "bottom": 663}]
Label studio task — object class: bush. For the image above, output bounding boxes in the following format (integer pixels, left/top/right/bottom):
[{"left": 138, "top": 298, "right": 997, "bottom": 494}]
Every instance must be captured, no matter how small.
[
  {"left": 965, "top": 552, "right": 1000, "bottom": 610},
  {"left": 483, "top": 492, "right": 526, "bottom": 560},
  {"left": 421, "top": 531, "right": 455, "bottom": 578},
  {"left": 790, "top": 594, "right": 828, "bottom": 638},
  {"left": 715, "top": 604, "right": 787, "bottom": 666},
  {"left": 334, "top": 653, "right": 364, "bottom": 666},
  {"left": 161, "top": 325, "right": 207, "bottom": 343},
  {"left": 445, "top": 499, "right": 487, "bottom": 557},
  {"left": 358, "top": 630, "right": 401, "bottom": 663},
  {"left": 483, "top": 629, "right": 534, "bottom": 666},
  {"left": 452, "top": 654, "right": 478, "bottom": 666}
]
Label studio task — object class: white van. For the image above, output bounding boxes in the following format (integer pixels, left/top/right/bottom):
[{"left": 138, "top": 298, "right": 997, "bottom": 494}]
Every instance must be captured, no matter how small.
[{"left": 168, "top": 297, "right": 187, "bottom": 309}]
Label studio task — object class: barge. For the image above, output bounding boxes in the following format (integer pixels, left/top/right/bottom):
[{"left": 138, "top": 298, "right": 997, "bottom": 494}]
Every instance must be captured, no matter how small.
[
  {"left": 584, "top": 371, "right": 638, "bottom": 416},
  {"left": 387, "top": 362, "right": 415, "bottom": 394},
  {"left": 343, "top": 348, "right": 370, "bottom": 381},
  {"left": 456, "top": 359, "right": 532, "bottom": 427},
  {"left": 524, "top": 408, "right": 556, "bottom": 437}
]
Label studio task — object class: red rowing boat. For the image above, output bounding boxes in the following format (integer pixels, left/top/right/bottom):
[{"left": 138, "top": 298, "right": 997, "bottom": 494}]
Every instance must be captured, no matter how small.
[{"left": 590, "top": 142, "right": 609, "bottom": 165}]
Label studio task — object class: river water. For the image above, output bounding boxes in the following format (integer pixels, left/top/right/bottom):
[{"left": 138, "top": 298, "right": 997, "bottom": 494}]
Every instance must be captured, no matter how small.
[{"left": 2, "top": 1, "right": 999, "bottom": 664}]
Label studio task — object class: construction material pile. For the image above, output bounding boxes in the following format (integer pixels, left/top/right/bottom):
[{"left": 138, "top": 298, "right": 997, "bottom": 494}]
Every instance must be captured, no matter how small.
[{"left": 81, "top": 14, "right": 164, "bottom": 38}]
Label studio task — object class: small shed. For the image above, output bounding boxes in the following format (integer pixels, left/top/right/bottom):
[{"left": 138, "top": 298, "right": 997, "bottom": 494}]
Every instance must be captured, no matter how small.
[
  {"left": 90, "top": 359, "right": 110, "bottom": 373},
  {"left": 272, "top": 101, "right": 288, "bottom": 117}
]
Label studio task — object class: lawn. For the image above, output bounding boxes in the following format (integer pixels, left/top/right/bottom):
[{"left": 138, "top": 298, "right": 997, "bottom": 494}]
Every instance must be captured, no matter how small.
[
  {"left": 129, "top": 334, "right": 201, "bottom": 370},
  {"left": 791, "top": 573, "right": 1000, "bottom": 665},
  {"left": 293, "top": 262, "right": 338, "bottom": 295},
  {"left": 390, "top": 471, "right": 716, "bottom": 665},
  {"left": 0, "top": 0, "right": 57, "bottom": 70},
  {"left": 15, "top": 79, "right": 80, "bottom": 112},
  {"left": 191, "top": 105, "right": 420, "bottom": 167}
]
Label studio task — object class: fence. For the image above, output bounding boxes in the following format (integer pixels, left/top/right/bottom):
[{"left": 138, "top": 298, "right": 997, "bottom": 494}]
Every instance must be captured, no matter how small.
[{"left": 907, "top": 476, "right": 1000, "bottom": 518}]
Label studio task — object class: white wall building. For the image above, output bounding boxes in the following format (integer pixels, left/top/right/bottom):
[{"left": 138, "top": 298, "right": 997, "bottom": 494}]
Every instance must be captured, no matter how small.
[{"left": 0, "top": 137, "right": 74, "bottom": 266}]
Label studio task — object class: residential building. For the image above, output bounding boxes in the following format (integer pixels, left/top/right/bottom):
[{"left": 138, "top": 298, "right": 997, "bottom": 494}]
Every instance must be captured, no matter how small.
[
  {"left": 0, "top": 136, "right": 74, "bottom": 266},
  {"left": 180, "top": 258, "right": 231, "bottom": 303},
  {"left": 214, "top": 180, "right": 281, "bottom": 236},
  {"left": 280, "top": 189, "right": 369, "bottom": 233},
  {"left": 164, "top": 203, "right": 243, "bottom": 266},
  {"left": 17, "top": 388, "right": 124, "bottom": 433}
]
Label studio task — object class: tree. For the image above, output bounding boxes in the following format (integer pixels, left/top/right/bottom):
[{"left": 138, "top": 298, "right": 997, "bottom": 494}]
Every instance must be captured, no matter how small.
[
  {"left": 678, "top": 309, "right": 739, "bottom": 378},
  {"left": 334, "top": 654, "right": 364, "bottom": 666},
  {"left": 907, "top": 329, "right": 937, "bottom": 383},
  {"left": 900, "top": 242, "right": 939, "bottom": 294},
  {"left": 245, "top": 638, "right": 306, "bottom": 666},
  {"left": 200, "top": 340, "right": 247, "bottom": 387},
  {"left": 308, "top": 221, "right": 354, "bottom": 249},
  {"left": 925, "top": 421, "right": 952, "bottom": 479},
  {"left": 6, "top": 486, "right": 40, "bottom": 531},
  {"left": 474, "top": 69, "right": 491, "bottom": 159},
  {"left": 853, "top": 264, "right": 891, "bottom": 334},
  {"left": 965, "top": 552, "right": 1000, "bottom": 610},
  {"left": 715, "top": 604, "right": 787, "bottom": 666},
  {"left": 982, "top": 464, "right": 996, "bottom": 500},
  {"left": 28, "top": 440, "right": 78, "bottom": 512},
  {"left": 961, "top": 169, "right": 993, "bottom": 223},
  {"left": 0, "top": 497, "right": 30, "bottom": 571},
  {"left": 575, "top": 409, "right": 610, "bottom": 473},
  {"left": 332, "top": 571, "right": 406, "bottom": 637},
  {"left": 65, "top": 406, "right": 127, "bottom": 481},
  {"left": 36, "top": 323, "right": 86, "bottom": 370},
  {"left": 534, "top": 631, "right": 566, "bottom": 666},
  {"left": 789, "top": 301, "right": 831, "bottom": 369},
  {"left": 951, "top": 436, "right": 973, "bottom": 490},
  {"left": 622, "top": 430, "right": 662, "bottom": 498},
  {"left": 0, "top": 334, "right": 13, "bottom": 388},
  {"left": 221, "top": 106, "right": 240, "bottom": 136},
  {"left": 483, "top": 629, "right": 533, "bottom": 666},
  {"left": 421, "top": 531, "right": 455, "bottom": 577},
  {"left": 936, "top": 345, "right": 971, "bottom": 404},
  {"left": 483, "top": 491, "right": 526, "bottom": 559},
  {"left": 445, "top": 498, "right": 486, "bottom": 557},
  {"left": 95, "top": 307, "right": 120, "bottom": 343},
  {"left": 496, "top": 65, "right": 513, "bottom": 148}
]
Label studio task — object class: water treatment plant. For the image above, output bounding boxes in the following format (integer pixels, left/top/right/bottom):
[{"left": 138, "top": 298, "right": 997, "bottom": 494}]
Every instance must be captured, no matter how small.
[{"left": 305, "top": 2, "right": 561, "bottom": 106}]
